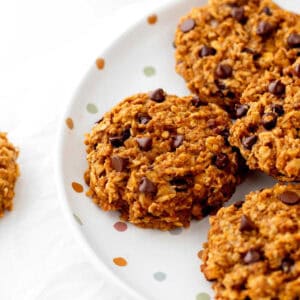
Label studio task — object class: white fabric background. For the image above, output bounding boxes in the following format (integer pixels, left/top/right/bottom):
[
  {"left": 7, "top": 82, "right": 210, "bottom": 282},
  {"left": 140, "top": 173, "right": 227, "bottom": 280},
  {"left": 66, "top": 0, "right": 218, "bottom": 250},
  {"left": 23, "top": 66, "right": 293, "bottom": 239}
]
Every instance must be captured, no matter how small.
[{"left": 0, "top": 1, "right": 170, "bottom": 299}]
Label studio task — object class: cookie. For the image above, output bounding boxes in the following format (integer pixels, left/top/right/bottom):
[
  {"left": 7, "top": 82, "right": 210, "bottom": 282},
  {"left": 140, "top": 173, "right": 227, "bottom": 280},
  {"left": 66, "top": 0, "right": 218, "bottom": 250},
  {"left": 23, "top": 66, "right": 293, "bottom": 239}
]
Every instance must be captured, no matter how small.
[
  {"left": 174, "top": 0, "right": 300, "bottom": 111},
  {"left": 0, "top": 133, "right": 19, "bottom": 217},
  {"left": 201, "top": 183, "right": 300, "bottom": 300},
  {"left": 229, "top": 71, "right": 300, "bottom": 181},
  {"left": 84, "top": 90, "right": 244, "bottom": 230}
]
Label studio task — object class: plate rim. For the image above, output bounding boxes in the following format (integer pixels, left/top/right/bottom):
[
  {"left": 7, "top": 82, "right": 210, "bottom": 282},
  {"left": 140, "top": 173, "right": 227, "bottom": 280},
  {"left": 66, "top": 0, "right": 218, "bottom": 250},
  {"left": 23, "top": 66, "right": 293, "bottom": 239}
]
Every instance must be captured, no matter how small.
[{"left": 54, "top": 0, "right": 188, "bottom": 299}]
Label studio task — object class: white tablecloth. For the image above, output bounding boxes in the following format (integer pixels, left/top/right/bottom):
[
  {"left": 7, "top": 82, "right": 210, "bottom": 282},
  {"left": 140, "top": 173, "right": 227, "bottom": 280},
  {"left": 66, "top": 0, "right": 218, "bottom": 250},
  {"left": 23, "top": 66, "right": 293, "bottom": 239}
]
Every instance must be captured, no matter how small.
[{"left": 0, "top": 1, "right": 170, "bottom": 299}]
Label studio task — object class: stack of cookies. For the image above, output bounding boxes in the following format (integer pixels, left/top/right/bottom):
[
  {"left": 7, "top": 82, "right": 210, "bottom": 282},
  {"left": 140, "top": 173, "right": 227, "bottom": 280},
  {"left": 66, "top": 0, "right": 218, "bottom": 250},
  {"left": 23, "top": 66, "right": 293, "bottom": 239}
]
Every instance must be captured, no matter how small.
[{"left": 84, "top": 0, "right": 300, "bottom": 298}]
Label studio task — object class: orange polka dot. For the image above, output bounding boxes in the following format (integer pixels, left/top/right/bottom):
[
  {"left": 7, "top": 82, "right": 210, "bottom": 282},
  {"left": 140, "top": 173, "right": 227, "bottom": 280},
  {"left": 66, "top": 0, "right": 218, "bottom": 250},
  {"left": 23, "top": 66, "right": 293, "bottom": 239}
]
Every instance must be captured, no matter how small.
[
  {"left": 66, "top": 117, "right": 74, "bottom": 129},
  {"left": 113, "top": 257, "right": 127, "bottom": 267},
  {"left": 72, "top": 182, "right": 84, "bottom": 193},
  {"left": 147, "top": 14, "right": 157, "bottom": 25},
  {"left": 96, "top": 58, "right": 105, "bottom": 70}
]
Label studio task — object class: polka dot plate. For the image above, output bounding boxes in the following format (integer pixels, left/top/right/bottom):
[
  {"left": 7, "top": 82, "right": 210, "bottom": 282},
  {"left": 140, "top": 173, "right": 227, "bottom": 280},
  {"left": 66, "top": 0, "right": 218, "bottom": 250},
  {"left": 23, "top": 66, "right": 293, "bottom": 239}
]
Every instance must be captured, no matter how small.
[{"left": 55, "top": 0, "right": 297, "bottom": 299}]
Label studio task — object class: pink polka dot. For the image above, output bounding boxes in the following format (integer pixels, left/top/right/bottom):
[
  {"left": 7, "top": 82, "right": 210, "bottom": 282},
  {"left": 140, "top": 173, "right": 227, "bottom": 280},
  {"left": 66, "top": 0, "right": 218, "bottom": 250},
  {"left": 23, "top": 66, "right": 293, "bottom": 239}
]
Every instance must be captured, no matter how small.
[{"left": 114, "top": 221, "right": 128, "bottom": 232}]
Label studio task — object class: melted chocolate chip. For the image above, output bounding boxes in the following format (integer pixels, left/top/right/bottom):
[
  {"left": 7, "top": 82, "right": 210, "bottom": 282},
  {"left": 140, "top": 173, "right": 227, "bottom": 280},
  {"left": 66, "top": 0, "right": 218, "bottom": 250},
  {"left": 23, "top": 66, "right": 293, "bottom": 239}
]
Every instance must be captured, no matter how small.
[
  {"left": 287, "top": 33, "right": 300, "bottom": 48},
  {"left": 170, "top": 177, "right": 189, "bottom": 192},
  {"left": 271, "top": 104, "right": 284, "bottom": 116},
  {"left": 138, "top": 114, "right": 151, "bottom": 125},
  {"left": 199, "top": 45, "right": 217, "bottom": 57},
  {"left": 262, "top": 6, "right": 272, "bottom": 15},
  {"left": 212, "top": 153, "right": 229, "bottom": 169},
  {"left": 268, "top": 80, "right": 286, "bottom": 96},
  {"left": 136, "top": 137, "right": 152, "bottom": 151},
  {"left": 256, "top": 21, "right": 274, "bottom": 37},
  {"left": 240, "top": 215, "right": 256, "bottom": 232},
  {"left": 262, "top": 112, "right": 277, "bottom": 130},
  {"left": 180, "top": 19, "right": 196, "bottom": 33},
  {"left": 149, "top": 88, "right": 165, "bottom": 102},
  {"left": 281, "top": 258, "right": 294, "bottom": 273},
  {"left": 235, "top": 104, "right": 249, "bottom": 118},
  {"left": 109, "top": 136, "right": 124, "bottom": 147},
  {"left": 221, "top": 183, "right": 235, "bottom": 197},
  {"left": 278, "top": 191, "right": 300, "bottom": 205},
  {"left": 171, "top": 135, "right": 184, "bottom": 150},
  {"left": 242, "top": 135, "right": 258, "bottom": 150},
  {"left": 139, "top": 177, "right": 157, "bottom": 194},
  {"left": 122, "top": 128, "right": 131, "bottom": 141},
  {"left": 191, "top": 96, "right": 205, "bottom": 107},
  {"left": 215, "top": 63, "right": 233, "bottom": 79},
  {"left": 243, "top": 250, "right": 261, "bottom": 264},
  {"left": 242, "top": 48, "right": 261, "bottom": 60},
  {"left": 231, "top": 7, "right": 246, "bottom": 23},
  {"left": 111, "top": 156, "right": 128, "bottom": 172}
]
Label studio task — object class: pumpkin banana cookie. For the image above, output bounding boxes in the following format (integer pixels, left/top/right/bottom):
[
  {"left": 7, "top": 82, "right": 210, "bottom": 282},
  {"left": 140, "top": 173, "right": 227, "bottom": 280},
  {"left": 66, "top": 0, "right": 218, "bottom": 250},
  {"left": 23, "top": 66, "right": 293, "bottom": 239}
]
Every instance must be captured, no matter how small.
[
  {"left": 229, "top": 72, "right": 300, "bottom": 181},
  {"left": 201, "top": 183, "right": 300, "bottom": 300},
  {"left": 174, "top": 0, "right": 300, "bottom": 112},
  {"left": 84, "top": 90, "right": 245, "bottom": 230},
  {"left": 0, "top": 133, "right": 19, "bottom": 217}
]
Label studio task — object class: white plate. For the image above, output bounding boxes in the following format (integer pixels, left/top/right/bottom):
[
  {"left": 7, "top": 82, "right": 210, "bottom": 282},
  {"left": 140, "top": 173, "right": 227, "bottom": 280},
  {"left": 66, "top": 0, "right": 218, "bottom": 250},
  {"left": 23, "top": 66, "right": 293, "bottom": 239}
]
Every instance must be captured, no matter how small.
[{"left": 56, "top": 0, "right": 298, "bottom": 299}]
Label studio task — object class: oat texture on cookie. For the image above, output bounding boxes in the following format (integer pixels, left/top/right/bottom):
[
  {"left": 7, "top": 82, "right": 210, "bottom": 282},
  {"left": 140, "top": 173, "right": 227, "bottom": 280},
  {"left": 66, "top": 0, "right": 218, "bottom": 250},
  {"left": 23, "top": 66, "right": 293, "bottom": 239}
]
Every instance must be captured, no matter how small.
[
  {"left": 201, "top": 183, "right": 300, "bottom": 300},
  {"left": 174, "top": 0, "right": 300, "bottom": 112},
  {"left": 230, "top": 71, "right": 300, "bottom": 181},
  {"left": 84, "top": 90, "right": 245, "bottom": 230},
  {"left": 0, "top": 133, "right": 19, "bottom": 216}
]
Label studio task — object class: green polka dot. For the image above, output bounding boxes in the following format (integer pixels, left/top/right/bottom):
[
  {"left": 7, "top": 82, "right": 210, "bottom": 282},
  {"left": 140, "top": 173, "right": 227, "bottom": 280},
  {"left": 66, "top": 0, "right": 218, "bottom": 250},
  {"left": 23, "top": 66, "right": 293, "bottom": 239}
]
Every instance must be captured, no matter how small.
[
  {"left": 86, "top": 103, "right": 98, "bottom": 114},
  {"left": 196, "top": 293, "right": 210, "bottom": 300},
  {"left": 143, "top": 66, "right": 156, "bottom": 77},
  {"left": 153, "top": 271, "right": 166, "bottom": 281},
  {"left": 73, "top": 213, "right": 83, "bottom": 225}
]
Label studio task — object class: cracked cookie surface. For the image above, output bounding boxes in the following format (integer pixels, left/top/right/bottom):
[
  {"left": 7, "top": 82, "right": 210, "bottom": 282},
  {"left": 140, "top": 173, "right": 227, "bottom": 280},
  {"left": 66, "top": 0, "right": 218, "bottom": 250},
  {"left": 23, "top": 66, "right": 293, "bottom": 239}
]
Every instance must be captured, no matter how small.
[
  {"left": 84, "top": 91, "right": 244, "bottom": 230},
  {"left": 201, "top": 183, "right": 300, "bottom": 300},
  {"left": 0, "top": 133, "right": 19, "bottom": 217}
]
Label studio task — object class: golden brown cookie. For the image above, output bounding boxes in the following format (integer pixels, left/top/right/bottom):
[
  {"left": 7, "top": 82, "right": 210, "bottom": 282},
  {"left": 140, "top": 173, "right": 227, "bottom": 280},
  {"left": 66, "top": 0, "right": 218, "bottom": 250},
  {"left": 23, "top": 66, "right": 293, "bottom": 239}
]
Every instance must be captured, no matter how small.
[
  {"left": 174, "top": 0, "right": 300, "bottom": 111},
  {"left": 201, "top": 183, "right": 300, "bottom": 300},
  {"left": 84, "top": 90, "right": 245, "bottom": 230},
  {"left": 0, "top": 133, "right": 19, "bottom": 217},
  {"left": 229, "top": 71, "right": 300, "bottom": 181}
]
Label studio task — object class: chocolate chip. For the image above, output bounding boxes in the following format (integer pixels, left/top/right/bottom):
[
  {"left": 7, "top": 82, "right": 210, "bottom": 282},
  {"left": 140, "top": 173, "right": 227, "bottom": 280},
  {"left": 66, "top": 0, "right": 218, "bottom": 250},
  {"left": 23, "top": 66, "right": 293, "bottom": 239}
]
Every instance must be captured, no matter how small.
[
  {"left": 221, "top": 183, "right": 235, "bottom": 197},
  {"left": 139, "top": 177, "right": 157, "bottom": 194},
  {"left": 262, "top": 112, "right": 277, "bottom": 130},
  {"left": 136, "top": 137, "right": 152, "bottom": 151},
  {"left": 281, "top": 258, "right": 294, "bottom": 273},
  {"left": 242, "top": 135, "right": 258, "bottom": 150},
  {"left": 171, "top": 135, "right": 184, "bottom": 150},
  {"left": 138, "top": 114, "right": 151, "bottom": 124},
  {"left": 215, "top": 63, "right": 233, "bottom": 79},
  {"left": 122, "top": 128, "right": 131, "bottom": 141},
  {"left": 262, "top": 6, "right": 272, "bottom": 15},
  {"left": 287, "top": 33, "right": 300, "bottom": 48},
  {"left": 278, "top": 191, "right": 300, "bottom": 205},
  {"left": 111, "top": 156, "right": 128, "bottom": 172},
  {"left": 231, "top": 7, "right": 246, "bottom": 23},
  {"left": 268, "top": 80, "right": 286, "bottom": 96},
  {"left": 235, "top": 104, "right": 249, "bottom": 118},
  {"left": 243, "top": 250, "right": 261, "bottom": 264},
  {"left": 180, "top": 18, "right": 195, "bottom": 33},
  {"left": 294, "top": 64, "right": 300, "bottom": 77},
  {"left": 271, "top": 104, "right": 284, "bottom": 116},
  {"left": 191, "top": 96, "right": 205, "bottom": 107},
  {"left": 149, "top": 88, "right": 165, "bottom": 103},
  {"left": 256, "top": 21, "right": 274, "bottom": 37},
  {"left": 234, "top": 200, "right": 244, "bottom": 208},
  {"left": 170, "top": 177, "right": 189, "bottom": 192},
  {"left": 212, "top": 153, "right": 229, "bottom": 169},
  {"left": 109, "top": 136, "right": 124, "bottom": 147},
  {"left": 199, "top": 45, "right": 217, "bottom": 57},
  {"left": 240, "top": 215, "right": 256, "bottom": 232}
]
